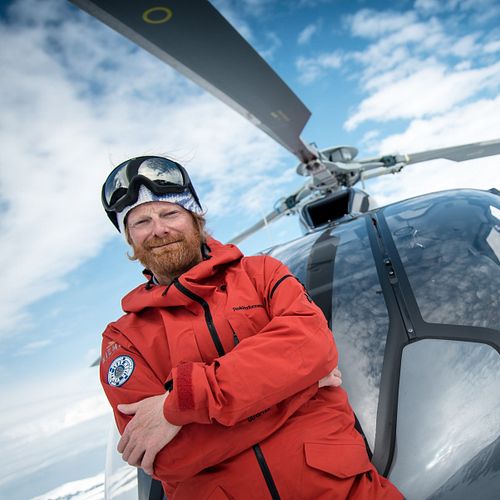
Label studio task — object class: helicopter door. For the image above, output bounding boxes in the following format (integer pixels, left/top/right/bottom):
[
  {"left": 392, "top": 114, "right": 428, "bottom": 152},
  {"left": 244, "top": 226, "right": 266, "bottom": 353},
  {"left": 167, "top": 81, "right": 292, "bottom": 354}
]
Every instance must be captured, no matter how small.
[
  {"left": 378, "top": 189, "right": 500, "bottom": 498},
  {"left": 389, "top": 339, "right": 500, "bottom": 499}
]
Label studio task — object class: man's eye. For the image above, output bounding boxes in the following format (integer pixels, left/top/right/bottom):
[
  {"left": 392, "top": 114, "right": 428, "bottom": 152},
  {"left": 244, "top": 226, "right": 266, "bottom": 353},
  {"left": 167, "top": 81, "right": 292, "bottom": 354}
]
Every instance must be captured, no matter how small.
[{"left": 132, "top": 219, "right": 147, "bottom": 227}]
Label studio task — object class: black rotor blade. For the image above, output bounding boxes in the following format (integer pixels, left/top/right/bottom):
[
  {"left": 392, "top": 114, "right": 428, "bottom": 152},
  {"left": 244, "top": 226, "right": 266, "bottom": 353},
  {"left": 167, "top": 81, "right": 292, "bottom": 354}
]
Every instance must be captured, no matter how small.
[
  {"left": 407, "top": 139, "right": 500, "bottom": 165},
  {"left": 71, "top": 0, "right": 315, "bottom": 163}
]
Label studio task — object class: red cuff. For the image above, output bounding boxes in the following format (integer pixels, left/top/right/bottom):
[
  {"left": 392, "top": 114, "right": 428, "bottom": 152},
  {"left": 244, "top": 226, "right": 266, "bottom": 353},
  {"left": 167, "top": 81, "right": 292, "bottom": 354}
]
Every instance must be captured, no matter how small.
[
  {"left": 176, "top": 362, "right": 195, "bottom": 410},
  {"left": 163, "top": 363, "right": 196, "bottom": 424}
]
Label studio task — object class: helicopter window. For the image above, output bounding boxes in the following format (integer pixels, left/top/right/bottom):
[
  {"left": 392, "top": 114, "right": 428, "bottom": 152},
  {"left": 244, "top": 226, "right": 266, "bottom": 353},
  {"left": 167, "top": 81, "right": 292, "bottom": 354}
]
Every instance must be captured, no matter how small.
[
  {"left": 301, "top": 190, "right": 351, "bottom": 228},
  {"left": 329, "top": 218, "right": 389, "bottom": 451},
  {"left": 388, "top": 339, "right": 500, "bottom": 499},
  {"left": 268, "top": 219, "right": 389, "bottom": 451},
  {"left": 384, "top": 191, "right": 500, "bottom": 331},
  {"left": 267, "top": 230, "right": 323, "bottom": 284}
]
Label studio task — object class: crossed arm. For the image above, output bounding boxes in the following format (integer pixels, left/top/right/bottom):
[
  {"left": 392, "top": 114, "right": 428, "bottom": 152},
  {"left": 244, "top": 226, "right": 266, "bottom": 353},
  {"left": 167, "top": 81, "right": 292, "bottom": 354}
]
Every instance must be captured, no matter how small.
[{"left": 117, "top": 366, "right": 342, "bottom": 475}]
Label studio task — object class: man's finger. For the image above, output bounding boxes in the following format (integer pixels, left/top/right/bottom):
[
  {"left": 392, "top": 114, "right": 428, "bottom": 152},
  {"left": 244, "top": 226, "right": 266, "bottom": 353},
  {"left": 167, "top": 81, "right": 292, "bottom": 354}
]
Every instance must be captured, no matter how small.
[
  {"left": 117, "top": 430, "right": 131, "bottom": 454},
  {"left": 141, "top": 446, "right": 159, "bottom": 476},
  {"left": 118, "top": 402, "right": 138, "bottom": 415},
  {"left": 119, "top": 431, "right": 138, "bottom": 460},
  {"left": 126, "top": 444, "right": 145, "bottom": 467},
  {"left": 121, "top": 444, "right": 131, "bottom": 462}
]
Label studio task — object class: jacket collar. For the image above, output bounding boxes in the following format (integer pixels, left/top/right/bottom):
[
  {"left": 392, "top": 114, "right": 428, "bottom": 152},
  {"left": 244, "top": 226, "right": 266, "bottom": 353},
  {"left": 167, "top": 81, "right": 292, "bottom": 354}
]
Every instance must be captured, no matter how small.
[{"left": 122, "top": 237, "right": 242, "bottom": 313}]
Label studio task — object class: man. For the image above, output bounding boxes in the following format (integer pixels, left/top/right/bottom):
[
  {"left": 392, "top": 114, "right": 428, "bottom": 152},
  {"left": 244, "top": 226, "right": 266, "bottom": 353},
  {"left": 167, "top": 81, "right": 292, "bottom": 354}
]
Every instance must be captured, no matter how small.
[{"left": 100, "top": 155, "right": 403, "bottom": 499}]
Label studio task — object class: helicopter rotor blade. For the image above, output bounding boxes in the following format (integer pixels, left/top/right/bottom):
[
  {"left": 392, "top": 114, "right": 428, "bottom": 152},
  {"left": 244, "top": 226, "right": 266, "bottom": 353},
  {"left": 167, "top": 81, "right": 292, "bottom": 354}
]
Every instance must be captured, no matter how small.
[
  {"left": 357, "top": 138, "right": 500, "bottom": 169},
  {"left": 228, "top": 182, "right": 315, "bottom": 244},
  {"left": 357, "top": 138, "right": 500, "bottom": 182},
  {"left": 228, "top": 209, "right": 283, "bottom": 245},
  {"left": 405, "top": 138, "right": 500, "bottom": 165},
  {"left": 70, "top": 0, "right": 316, "bottom": 163}
]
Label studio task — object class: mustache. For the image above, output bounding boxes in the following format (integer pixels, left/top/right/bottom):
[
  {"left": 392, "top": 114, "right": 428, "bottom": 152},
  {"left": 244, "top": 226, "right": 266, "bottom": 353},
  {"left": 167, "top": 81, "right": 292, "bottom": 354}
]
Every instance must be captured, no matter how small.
[{"left": 143, "top": 236, "right": 184, "bottom": 250}]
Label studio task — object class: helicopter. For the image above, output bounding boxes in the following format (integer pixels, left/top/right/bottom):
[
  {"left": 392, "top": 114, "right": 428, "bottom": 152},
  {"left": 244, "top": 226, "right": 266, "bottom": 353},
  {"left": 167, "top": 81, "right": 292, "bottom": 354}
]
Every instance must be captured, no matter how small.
[{"left": 70, "top": 1, "right": 500, "bottom": 499}]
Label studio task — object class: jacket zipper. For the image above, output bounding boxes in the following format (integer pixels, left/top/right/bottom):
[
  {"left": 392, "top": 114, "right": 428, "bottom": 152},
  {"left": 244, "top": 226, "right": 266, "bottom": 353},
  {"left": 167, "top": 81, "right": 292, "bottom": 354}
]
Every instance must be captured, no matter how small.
[
  {"left": 174, "top": 281, "right": 281, "bottom": 499},
  {"left": 173, "top": 280, "right": 225, "bottom": 356},
  {"left": 252, "top": 444, "right": 281, "bottom": 500},
  {"left": 230, "top": 325, "right": 281, "bottom": 499}
]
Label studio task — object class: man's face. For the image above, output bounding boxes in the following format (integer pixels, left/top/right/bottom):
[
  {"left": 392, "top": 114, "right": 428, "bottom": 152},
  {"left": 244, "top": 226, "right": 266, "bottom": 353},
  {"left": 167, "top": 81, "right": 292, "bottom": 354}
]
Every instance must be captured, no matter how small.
[{"left": 126, "top": 201, "right": 203, "bottom": 282}]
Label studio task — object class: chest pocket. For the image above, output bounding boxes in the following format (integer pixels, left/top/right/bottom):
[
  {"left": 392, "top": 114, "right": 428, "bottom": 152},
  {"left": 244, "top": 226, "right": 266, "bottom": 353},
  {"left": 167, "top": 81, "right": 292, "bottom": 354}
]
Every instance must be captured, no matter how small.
[
  {"left": 224, "top": 269, "right": 272, "bottom": 343},
  {"left": 160, "top": 308, "right": 211, "bottom": 366},
  {"left": 227, "top": 304, "right": 271, "bottom": 343}
]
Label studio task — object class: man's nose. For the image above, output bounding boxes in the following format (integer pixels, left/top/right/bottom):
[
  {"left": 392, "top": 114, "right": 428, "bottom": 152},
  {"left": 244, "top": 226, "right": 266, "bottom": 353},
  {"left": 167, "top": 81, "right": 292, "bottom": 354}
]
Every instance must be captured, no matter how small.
[{"left": 151, "top": 218, "right": 170, "bottom": 237}]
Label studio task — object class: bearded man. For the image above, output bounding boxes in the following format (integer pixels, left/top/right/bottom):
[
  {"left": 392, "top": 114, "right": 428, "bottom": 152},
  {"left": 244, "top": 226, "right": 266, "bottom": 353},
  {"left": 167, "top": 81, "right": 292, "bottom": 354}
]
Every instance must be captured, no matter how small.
[{"left": 100, "top": 156, "right": 402, "bottom": 499}]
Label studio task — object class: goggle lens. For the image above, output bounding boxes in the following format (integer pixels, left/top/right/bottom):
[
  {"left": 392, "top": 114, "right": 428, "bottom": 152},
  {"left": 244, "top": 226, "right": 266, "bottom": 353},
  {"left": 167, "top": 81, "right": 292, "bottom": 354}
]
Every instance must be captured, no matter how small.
[
  {"left": 103, "top": 157, "right": 187, "bottom": 209},
  {"left": 137, "top": 157, "right": 184, "bottom": 185},
  {"left": 103, "top": 164, "right": 130, "bottom": 206}
]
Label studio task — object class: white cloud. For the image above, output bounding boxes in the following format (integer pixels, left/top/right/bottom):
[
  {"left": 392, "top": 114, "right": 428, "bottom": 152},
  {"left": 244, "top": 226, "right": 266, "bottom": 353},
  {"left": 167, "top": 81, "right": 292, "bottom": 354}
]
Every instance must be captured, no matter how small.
[
  {"left": 258, "top": 31, "right": 282, "bottom": 59},
  {"left": 328, "top": 4, "right": 500, "bottom": 120},
  {"left": 347, "top": 9, "right": 418, "bottom": 38},
  {"left": 298, "top": 22, "right": 318, "bottom": 45},
  {"left": 360, "top": 130, "right": 381, "bottom": 152},
  {"left": 455, "top": 0, "right": 500, "bottom": 24},
  {"left": 454, "top": 60, "right": 472, "bottom": 71},
  {"left": 296, "top": 51, "right": 343, "bottom": 84},
  {"left": 4, "top": 393, "right": 109, "bottom": 443},
  {"left": 210, "top": 0, "right": 255, "bottom": 43},
  {"left": 0, "top": 367, "right": 110, "bottom": 494},
  {"left": 14, "top": 339, "right": 52, "bottom": 356},
  {"left": 366, "top": 95, "right": 500, "bottom": 206},
  {"left": 345, "top": 61, "right": 500, "bottom": 130},
  {"left": 415, "top": 0, "right": 500, "bottom": 19},
  {"left": 414, "top": 0, "right": 442, "bottom": 13},
  {"left": 0, "top": 0, "right": 289, "bottom": 339},
  {"left": 449, "top": 33, "right": 481, "bottom": 57},
  {"left": 240, "top": 0, "right": 276, "bottom": 17},
  {"left": 335, "top": 5, "right": 500, "bottom": 133},
  {"left": 377, "top": 95, "right": 500, "bottom": 153},
  {"left": 349, "top": 16, "right": 448, "bottom": 80},
  {"left": 348, "top": 11, "right": 500, "bottom": 209},
  {"left": 370, "top": 155, "right": 499, "bottom": 210},
  {"left": 485, "top": 39, "right": 500, "bottom": 53}
]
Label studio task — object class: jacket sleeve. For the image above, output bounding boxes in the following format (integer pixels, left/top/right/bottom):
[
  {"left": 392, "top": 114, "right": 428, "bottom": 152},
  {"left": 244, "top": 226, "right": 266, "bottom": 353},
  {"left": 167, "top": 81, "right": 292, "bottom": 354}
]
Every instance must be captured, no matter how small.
[
  {"left": 100, "top": 315, "right": 322, "bottom": 485},
  {"left": 99, "top": 326, "right": 167, "bottom": 435},
  {"left": 164, "top": 256, "right": 338, "bottom": 426}
]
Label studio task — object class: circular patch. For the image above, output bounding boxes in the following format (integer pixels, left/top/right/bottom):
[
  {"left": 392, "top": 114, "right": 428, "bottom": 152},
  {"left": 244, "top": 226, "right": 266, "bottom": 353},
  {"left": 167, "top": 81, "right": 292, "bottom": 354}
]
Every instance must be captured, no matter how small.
[{"left": 108, "top": 355, "right": 135, "bottom": 387}]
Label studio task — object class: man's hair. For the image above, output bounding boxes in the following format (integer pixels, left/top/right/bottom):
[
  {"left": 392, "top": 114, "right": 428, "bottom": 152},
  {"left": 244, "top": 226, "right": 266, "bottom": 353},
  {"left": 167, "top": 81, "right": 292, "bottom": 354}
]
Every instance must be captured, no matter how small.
[
  {"left": 125, "top": 210, "right": 209, "bottom": 256},
  {"left": 190, "top": 212, "right": 209, "bottom": 243}
]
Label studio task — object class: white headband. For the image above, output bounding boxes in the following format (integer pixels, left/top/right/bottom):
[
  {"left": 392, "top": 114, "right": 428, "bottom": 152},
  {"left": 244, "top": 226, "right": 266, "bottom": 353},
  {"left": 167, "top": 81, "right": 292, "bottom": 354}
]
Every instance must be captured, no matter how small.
[{"left": 117, "top": 185, "right": 204, "bottom": 235}]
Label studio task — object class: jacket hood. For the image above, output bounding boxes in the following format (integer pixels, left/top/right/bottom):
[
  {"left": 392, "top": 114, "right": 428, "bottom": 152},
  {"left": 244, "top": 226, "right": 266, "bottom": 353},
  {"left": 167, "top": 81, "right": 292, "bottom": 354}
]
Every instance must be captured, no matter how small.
[{"left": 121, "top": 237, "right": 243, "bottom": 313}]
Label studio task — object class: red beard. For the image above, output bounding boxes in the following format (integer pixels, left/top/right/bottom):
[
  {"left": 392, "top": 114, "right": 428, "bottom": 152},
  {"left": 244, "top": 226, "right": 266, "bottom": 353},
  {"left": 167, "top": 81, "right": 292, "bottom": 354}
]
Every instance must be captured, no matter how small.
[{"left": 131, "top": 229, "right": 202, "bottom": 281}]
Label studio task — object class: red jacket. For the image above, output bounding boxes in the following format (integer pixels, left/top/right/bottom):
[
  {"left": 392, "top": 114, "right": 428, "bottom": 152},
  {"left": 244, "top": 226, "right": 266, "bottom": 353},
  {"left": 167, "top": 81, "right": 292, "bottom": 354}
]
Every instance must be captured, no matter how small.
[{"left": 100, "top": 238, "right": 402, "bottom": 499}]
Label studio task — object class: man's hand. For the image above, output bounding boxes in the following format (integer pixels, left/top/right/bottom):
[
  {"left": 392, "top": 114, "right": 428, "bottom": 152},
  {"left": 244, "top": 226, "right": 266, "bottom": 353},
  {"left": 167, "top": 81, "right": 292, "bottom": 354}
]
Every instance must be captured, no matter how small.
[
  {"left": 318, "top": 366, "right": 342, "bottom": 388},
  {"left": 117, "top": 393, "right": 181, "bottom": 475}
]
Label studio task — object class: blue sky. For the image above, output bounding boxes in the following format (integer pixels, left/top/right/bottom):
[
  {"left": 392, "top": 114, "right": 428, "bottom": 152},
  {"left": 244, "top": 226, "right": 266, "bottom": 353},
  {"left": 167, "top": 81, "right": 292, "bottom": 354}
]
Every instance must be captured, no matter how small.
[{"left": 1, "top": 0, "right": 499, "bottom": 497}]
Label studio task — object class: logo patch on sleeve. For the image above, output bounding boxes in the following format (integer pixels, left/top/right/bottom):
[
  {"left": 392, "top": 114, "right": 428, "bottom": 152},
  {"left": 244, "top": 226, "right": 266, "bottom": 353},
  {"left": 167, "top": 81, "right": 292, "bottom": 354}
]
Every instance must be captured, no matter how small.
[{"left": 108, "top": 355, "right": 135, "bottom": 387}]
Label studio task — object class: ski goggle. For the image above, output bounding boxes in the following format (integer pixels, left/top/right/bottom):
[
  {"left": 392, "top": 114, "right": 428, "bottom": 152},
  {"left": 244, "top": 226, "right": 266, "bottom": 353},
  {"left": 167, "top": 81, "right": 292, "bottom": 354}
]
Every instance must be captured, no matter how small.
[{"left": 101, "top": 156, "right": 202, "bottom": 229}]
